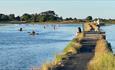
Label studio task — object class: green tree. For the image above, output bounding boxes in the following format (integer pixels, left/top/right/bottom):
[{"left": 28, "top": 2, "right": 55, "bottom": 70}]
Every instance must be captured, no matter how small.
[
  {"left": 0, "top": 10, "right": 64, "bottom": 22},
  {"left": 21, "top": 13, "right": 31, "bottom": 21},
  {"left": 38, "top": 15, "right": 47, "bottom": 22},
  {"left": 8, "top": 14, "right": 15, "bottom": 21},
  {"left": 31, "top": 13, "right": 39, "bottom": 22},
  {"left": 58, "top": 17, "right": 63, "bottom": 21},
  {"left": 40, "top": 10, "right": 56, "bottom": 16},
  {"left": 73, "top": 18, "right": 77, "bottom": 20},
  {"left": 38, "top": 10, "right": 60, "bottom": 22},
  {"left": 86, "top": 16, "right": 93, "bottom": 21},
  {"left": 65, "top": 17, "right": 73, "bottom": 21},
  {"left": 0, "top": 14, "right": 9, "bottom": 21}
]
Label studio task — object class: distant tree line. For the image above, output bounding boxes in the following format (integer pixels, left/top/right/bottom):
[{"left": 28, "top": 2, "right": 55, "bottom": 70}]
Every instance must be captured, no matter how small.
[
  {"left": 0, "top": 10, "right": 114, "bottom": 23},
  {"left": 0, "top": 10, "right": 63, "bottom": 22}
]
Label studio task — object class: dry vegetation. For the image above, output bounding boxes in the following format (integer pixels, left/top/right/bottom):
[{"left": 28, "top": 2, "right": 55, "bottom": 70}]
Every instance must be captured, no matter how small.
[
  {"left": 88, "top": 39, "right": 115, "bottom": 70},
  {"left": 84, "top": 22, "right": 98, "bottom": 32},
  {"left": 84, "top": 23, "right": 91, "bottom": 31}
]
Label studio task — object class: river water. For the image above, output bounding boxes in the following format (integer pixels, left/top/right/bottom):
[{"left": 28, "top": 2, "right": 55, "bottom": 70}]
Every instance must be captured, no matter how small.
[
  {"left": 0, "top": 24, "right": 82, "bottom": 70},
  {"left": 101, "top": 24, "right": 115, "bottom": 54}
]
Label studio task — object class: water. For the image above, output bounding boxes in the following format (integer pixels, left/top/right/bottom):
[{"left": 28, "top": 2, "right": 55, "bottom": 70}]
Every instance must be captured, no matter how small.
[
  {"left": 101, "top": 24, "right": 115, "bottom": 54},
  {"left": 0, "top": 23, "right": 82, "bottom": 70}
]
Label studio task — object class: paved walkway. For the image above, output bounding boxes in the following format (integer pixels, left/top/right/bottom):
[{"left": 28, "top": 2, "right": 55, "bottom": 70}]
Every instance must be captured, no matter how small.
[
  {"left": 52, "top": 30, "right": 106, "bottom": 70},
  {"left": 54, "top": 38, "right": 96, "bottom": 70}
]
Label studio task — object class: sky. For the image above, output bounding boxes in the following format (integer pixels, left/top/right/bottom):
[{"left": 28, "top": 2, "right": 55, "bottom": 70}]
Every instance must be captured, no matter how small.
[{"left": 0, "top": 0, "right": 115, "bottom": 19}]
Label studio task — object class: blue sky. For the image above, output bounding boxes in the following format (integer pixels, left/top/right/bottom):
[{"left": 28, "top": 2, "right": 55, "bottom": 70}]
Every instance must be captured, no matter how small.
[{"left": 0, "top": 0, "right": 115, "bottom": 19}]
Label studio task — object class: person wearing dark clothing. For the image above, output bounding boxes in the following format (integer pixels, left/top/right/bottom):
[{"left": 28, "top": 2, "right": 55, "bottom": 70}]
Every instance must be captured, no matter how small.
[
  {"left": 78, "top": 27, "right": 82, "bottom": 33},
  {"left": 97, "top": 25, "right": 100, "bottom": 29},
  {"left": 32, "top": 31, "right": 36, "bottom": 35},
  {"left": 19, "top": 28, "right": 23, "bottom": 31}
]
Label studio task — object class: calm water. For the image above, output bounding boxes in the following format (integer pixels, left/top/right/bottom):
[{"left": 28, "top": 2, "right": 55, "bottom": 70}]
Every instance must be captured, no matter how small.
[
  {"left": 101, "top": 24, "right": 115, "bottom": 54},
  {"left": 0, "top": 23, "right": 82, "bottom": 70}
]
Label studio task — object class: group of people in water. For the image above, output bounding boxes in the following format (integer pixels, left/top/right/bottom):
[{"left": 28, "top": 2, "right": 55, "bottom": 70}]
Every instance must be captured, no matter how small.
[
  {"left": 19, "top": 24, "right": 59, "bottom": 35},
  {"left": 43, "top": 25, "right": 57, "bottom": 30},
  {"left": 19, "top": 28, "right": 39, "bottom": 35}
]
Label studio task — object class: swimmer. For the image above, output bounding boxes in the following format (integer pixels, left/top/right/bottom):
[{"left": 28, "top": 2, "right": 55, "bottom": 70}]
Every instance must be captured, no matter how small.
[{"left": 19, "top": 28, "right": 23, "bottom": 31}]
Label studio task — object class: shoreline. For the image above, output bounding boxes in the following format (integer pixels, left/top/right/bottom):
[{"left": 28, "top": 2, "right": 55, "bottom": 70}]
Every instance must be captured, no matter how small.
[
  {"left": 0, "top": 21, "right": 82, "bottom": 24},
  {"left": 39, "top": 32, "right": 84, "bottom": 70},
  {"left": 0, "top": 21, "right": 115, "bottom": 24}
]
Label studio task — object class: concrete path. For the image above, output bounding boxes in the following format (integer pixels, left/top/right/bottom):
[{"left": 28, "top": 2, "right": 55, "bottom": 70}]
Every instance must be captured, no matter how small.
[{"left": 54, "top": 38, "right": 96, "bottom": 70}]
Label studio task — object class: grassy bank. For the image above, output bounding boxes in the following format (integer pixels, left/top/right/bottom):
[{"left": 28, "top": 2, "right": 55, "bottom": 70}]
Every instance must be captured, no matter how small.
[
  {"left": 39, "top": 32, "right": 84, "bottom": 70},
  {"left": 88, "top": 38, "right": 115, "bottom": 70}
]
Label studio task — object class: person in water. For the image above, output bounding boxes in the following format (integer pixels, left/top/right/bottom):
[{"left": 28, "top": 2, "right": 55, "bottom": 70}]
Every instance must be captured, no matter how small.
[
  {"left": 32, "top": 30, "right": 36, "bottom": 35},
  {"left": 54, "top": 25, "right": 56, "bottom": 30},
  {"left": 19, "top": 28, "right": 23, "bottom": 31},
  {"left": 44, "top": 26, "right": 46, "bottom": 29}
]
